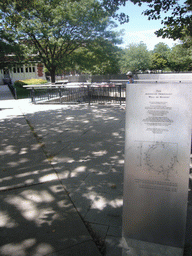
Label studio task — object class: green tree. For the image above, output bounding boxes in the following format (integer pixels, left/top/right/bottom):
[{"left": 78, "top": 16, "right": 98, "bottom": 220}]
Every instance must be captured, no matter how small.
[
  {"left": 168, "top": 44, "right": 192, "bottom": 72},
  {"left": 120, "top": 42, "right": 151, "bottom": 73},
  {"left": 0, "top": 0, "right": 36, "bottom": 67},
  {"left": 71, "top": 38, "right": 122, "bottom": 75},
  {"left": 150, "top": 43, "right": 170, "bottom": 71},
  {"left": 0, "top": 27, "right": 25, "bottom": 69},
  {"left": 153, "top": 43, "right": 170, "bottom": 59},
  {"left": 153, "top": 0, "right": 192, "bottom": 40},
  {"left": 150, "top": 53, "right": 168, "bottom": 71},
  {"left": 102, "top": 0, "right": 192, "bottom": 72},
  {"left": 1, "top": 0, "right": 120, "bottom": 82}
]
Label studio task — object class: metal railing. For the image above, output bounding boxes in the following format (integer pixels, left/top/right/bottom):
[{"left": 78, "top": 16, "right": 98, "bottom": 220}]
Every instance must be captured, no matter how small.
[
  {"left": 87, "top": 86, "right": 126, "bottom": 105},
  {"left": 29, "top": 84, "right": 126, "bottom": 105}
]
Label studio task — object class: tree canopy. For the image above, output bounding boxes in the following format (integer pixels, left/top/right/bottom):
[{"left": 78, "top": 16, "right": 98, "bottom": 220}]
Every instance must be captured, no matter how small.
[
  {"left": 71, "top": 39, "right": 122, "bottom": 75},
  {"left": 0, "top": 0, "right": 121, "bottom": 82},
  {"left": 150, "top": 43, "right": 170, "bottom": 71},
  {"left": 168, "top": 44, "right": 192, "bottom": 71},
  {"left": 1, "top": 0, "right": 191, "bottom": 79},
  {"left": 0, "top": 30, "right": 23, "bottom": 69},
  {"left": 118, "top": 42, "right": 192, "bottom": 73},
  {"left": 119, "top": 42, "right": 151, "bottom": 73},
  {"left": 153, "top": 43, "right": 170, "bottom": 58}
]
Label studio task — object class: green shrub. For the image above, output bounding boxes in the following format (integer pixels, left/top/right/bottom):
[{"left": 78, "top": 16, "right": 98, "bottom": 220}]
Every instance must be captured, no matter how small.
[
  {"left": 15, "top": 87, "right": 30, "bottom": 99},
  {"left": 14, "top": 79, "right": 47, "bottom": 87},
  {"left": 14, "top": 80, "right": 27, "bottom": 88},
  {"left": 13, "top": 78, "right": 48, "bottom": 99}
]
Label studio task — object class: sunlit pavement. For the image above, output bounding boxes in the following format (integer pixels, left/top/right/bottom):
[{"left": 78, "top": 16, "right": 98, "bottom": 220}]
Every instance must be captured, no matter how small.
[
  {"left": 0, "top": 85, "right": 126, "bottom": 256},
  {"left": 1, "top": 85, "right": 192, "bottom": 256}
]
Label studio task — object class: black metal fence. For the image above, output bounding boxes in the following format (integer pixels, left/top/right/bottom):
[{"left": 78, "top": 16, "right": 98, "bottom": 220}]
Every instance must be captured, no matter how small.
[{"left": 30, "top": 85, "right": 126, "bottom": 105}]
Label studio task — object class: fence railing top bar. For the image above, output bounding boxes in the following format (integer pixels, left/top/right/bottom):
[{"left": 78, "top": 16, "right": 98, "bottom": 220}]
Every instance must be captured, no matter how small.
[
  {"left": 110, "top": 79, "right": 192, "bottom": 83},
  {"left": 23, "top": 80, "right": 192, "bottom": 90},
  {"left": 23, "top": 84, "right": 60, "bottom": 88},
  {"left": 23, "top": 82, "right": 93, "bottom": 88}
]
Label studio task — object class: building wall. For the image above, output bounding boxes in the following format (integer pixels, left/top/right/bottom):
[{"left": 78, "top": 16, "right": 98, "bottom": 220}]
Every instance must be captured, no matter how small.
[{"left": 0, "top": 63, "right": 46, "bottom": 85}]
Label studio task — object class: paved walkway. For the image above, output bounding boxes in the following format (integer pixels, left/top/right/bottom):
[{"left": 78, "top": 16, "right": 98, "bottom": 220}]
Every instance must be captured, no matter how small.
[
  {"left": 0, "top": 85, "right": 192, "bottom": 256},
  {"left": 0, "top": 85, "right": 14, "bottom": 101},
  {"left": 0, "top": 86, "right": 125, "bottom": 256}
]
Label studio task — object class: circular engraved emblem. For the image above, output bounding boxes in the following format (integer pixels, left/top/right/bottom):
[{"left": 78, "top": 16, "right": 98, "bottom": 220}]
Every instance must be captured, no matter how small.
[{"left": 145, "top": 143, "right": 175, "bottom": 178}]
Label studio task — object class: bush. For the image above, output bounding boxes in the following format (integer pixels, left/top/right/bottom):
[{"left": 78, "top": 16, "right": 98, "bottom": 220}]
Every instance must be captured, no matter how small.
[
  {"left": 14, "top": 79, "right": 47, "bottom": 87},
  {"left": 14, "top": 80, "right": 27, "bottom": 88},
  {"left": 13, "top": 79, "right": 48, "bottom": 99}
]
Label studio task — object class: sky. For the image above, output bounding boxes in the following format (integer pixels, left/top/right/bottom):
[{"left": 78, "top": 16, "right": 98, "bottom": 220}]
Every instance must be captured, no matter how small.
[{"left": 113, "top": 1, "right": 184, "bottom": 51}]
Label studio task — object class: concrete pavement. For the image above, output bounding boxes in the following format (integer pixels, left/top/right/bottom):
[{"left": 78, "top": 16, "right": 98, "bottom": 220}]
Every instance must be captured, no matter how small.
[
  {"left": 0, "top": 85, "right": 13, "bottom": 101},
  {"left": 0, "top": 88, "right": 103, "bottom": 255},
  {"left": 0, "top": 85, "right": 125, "bottom": 256},
  {"left": 1, "top": 85, "right": 192, "bottom": 256}
]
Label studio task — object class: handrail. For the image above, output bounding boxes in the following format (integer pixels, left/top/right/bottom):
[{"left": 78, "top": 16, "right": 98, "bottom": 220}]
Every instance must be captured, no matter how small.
[{"left": 27, "top": 84, "right": 126, "bottom": 105}]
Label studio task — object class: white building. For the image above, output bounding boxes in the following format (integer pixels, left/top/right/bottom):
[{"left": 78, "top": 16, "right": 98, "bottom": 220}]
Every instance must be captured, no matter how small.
[{"left": 0, "top": 63, "right": 46, "bottom": 85}]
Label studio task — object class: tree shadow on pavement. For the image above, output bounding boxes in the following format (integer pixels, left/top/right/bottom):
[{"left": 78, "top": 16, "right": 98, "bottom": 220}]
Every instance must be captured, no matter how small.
[
  {"left": 0, "top": 106, "right": 104, "bottom": 256},
  {"left": 1, "top": 103, "right": 192, "bottom": 255},
  {"left": 24, "top": 104, "right": 125, "bottom": 255}
]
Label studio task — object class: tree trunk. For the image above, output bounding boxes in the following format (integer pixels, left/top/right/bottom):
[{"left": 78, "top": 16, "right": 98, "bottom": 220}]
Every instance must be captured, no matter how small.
[{"left": 50, "top": 68, "right": 56, "bottom": 83}]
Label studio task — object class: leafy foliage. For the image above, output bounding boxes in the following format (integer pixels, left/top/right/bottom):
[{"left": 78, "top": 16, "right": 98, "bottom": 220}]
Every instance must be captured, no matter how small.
[
  {"left": 118, "top": 41, "right": 192, "bottom": 73},
  {"left": 168, "top": 44, "right": 192, "bottom": 71},
  {"left": 70, "top": 38, "right": 122, "bottom": 74},
  {"left": 14, "top": 79, "right": 47, "bottom": 87},
  {"left": 0, "top": 30, "right": 25, "bottom": 69},
  {"left": 13, "top": 78, "right": 48, "bottom": 99},
  {"left": 1, "top": 0, "right": 192, "bottom": 77},
  {"left": 153, "top": 43, "right": 171, "bottom": 58},
  {"left": 153, "top": 0, "right": 192, "bottom": 40},
  {"left": 14, "top": 80, "right": 27, "bottom": 88},
  {"left": 1, "top": 0, "right": 121, "bottom": 82},
  {"left": 150, "top": 53, "right": 168, "bottom": 71},
  {"left": 150, "top": 43, "right": 170, "bottom": 71},
  {"left": 120, "top": 42, "right": 151, "bottom": 73}
]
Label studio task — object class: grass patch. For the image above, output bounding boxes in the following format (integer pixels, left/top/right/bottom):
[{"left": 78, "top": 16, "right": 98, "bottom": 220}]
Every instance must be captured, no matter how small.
[
  {"left": 22, "top": 79, "right": 48, "bottom": 85},
  {"left": 14, "top": 79, "right": 48, "bottom": 99}
]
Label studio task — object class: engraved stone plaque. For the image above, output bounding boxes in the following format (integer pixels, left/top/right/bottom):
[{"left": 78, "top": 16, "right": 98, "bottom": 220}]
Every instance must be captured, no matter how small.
[{"left": 122, "top": 84, "right": 191, "bottom": 255}]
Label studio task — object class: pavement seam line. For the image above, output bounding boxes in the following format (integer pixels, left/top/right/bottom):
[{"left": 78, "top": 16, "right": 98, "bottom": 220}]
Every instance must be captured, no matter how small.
[
  {"left": 0, "top": 181, "right": 49, "bottom": 192},
  {"left": 23, "top": 116, "right": 105, "bottom": 255}
]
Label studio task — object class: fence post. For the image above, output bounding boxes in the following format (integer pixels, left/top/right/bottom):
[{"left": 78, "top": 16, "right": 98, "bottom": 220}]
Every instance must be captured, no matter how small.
[
  {"left": 59, "top": 87, "right": 62, "bottom": 104},
  {"left": 31, "top": 87, "right": 35, "bottom": 103},
  {"left": 87, "top": 85, "right": 90, "bottom": 105},
  {"left": 14, "top": 87, "right": 17, "bottom": 100},
  {"left": 119, "top": 85, "right": 122, "bottom": 105},
  {"left": 47, "top": 88, "right": 49, "bottom": 100}
]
